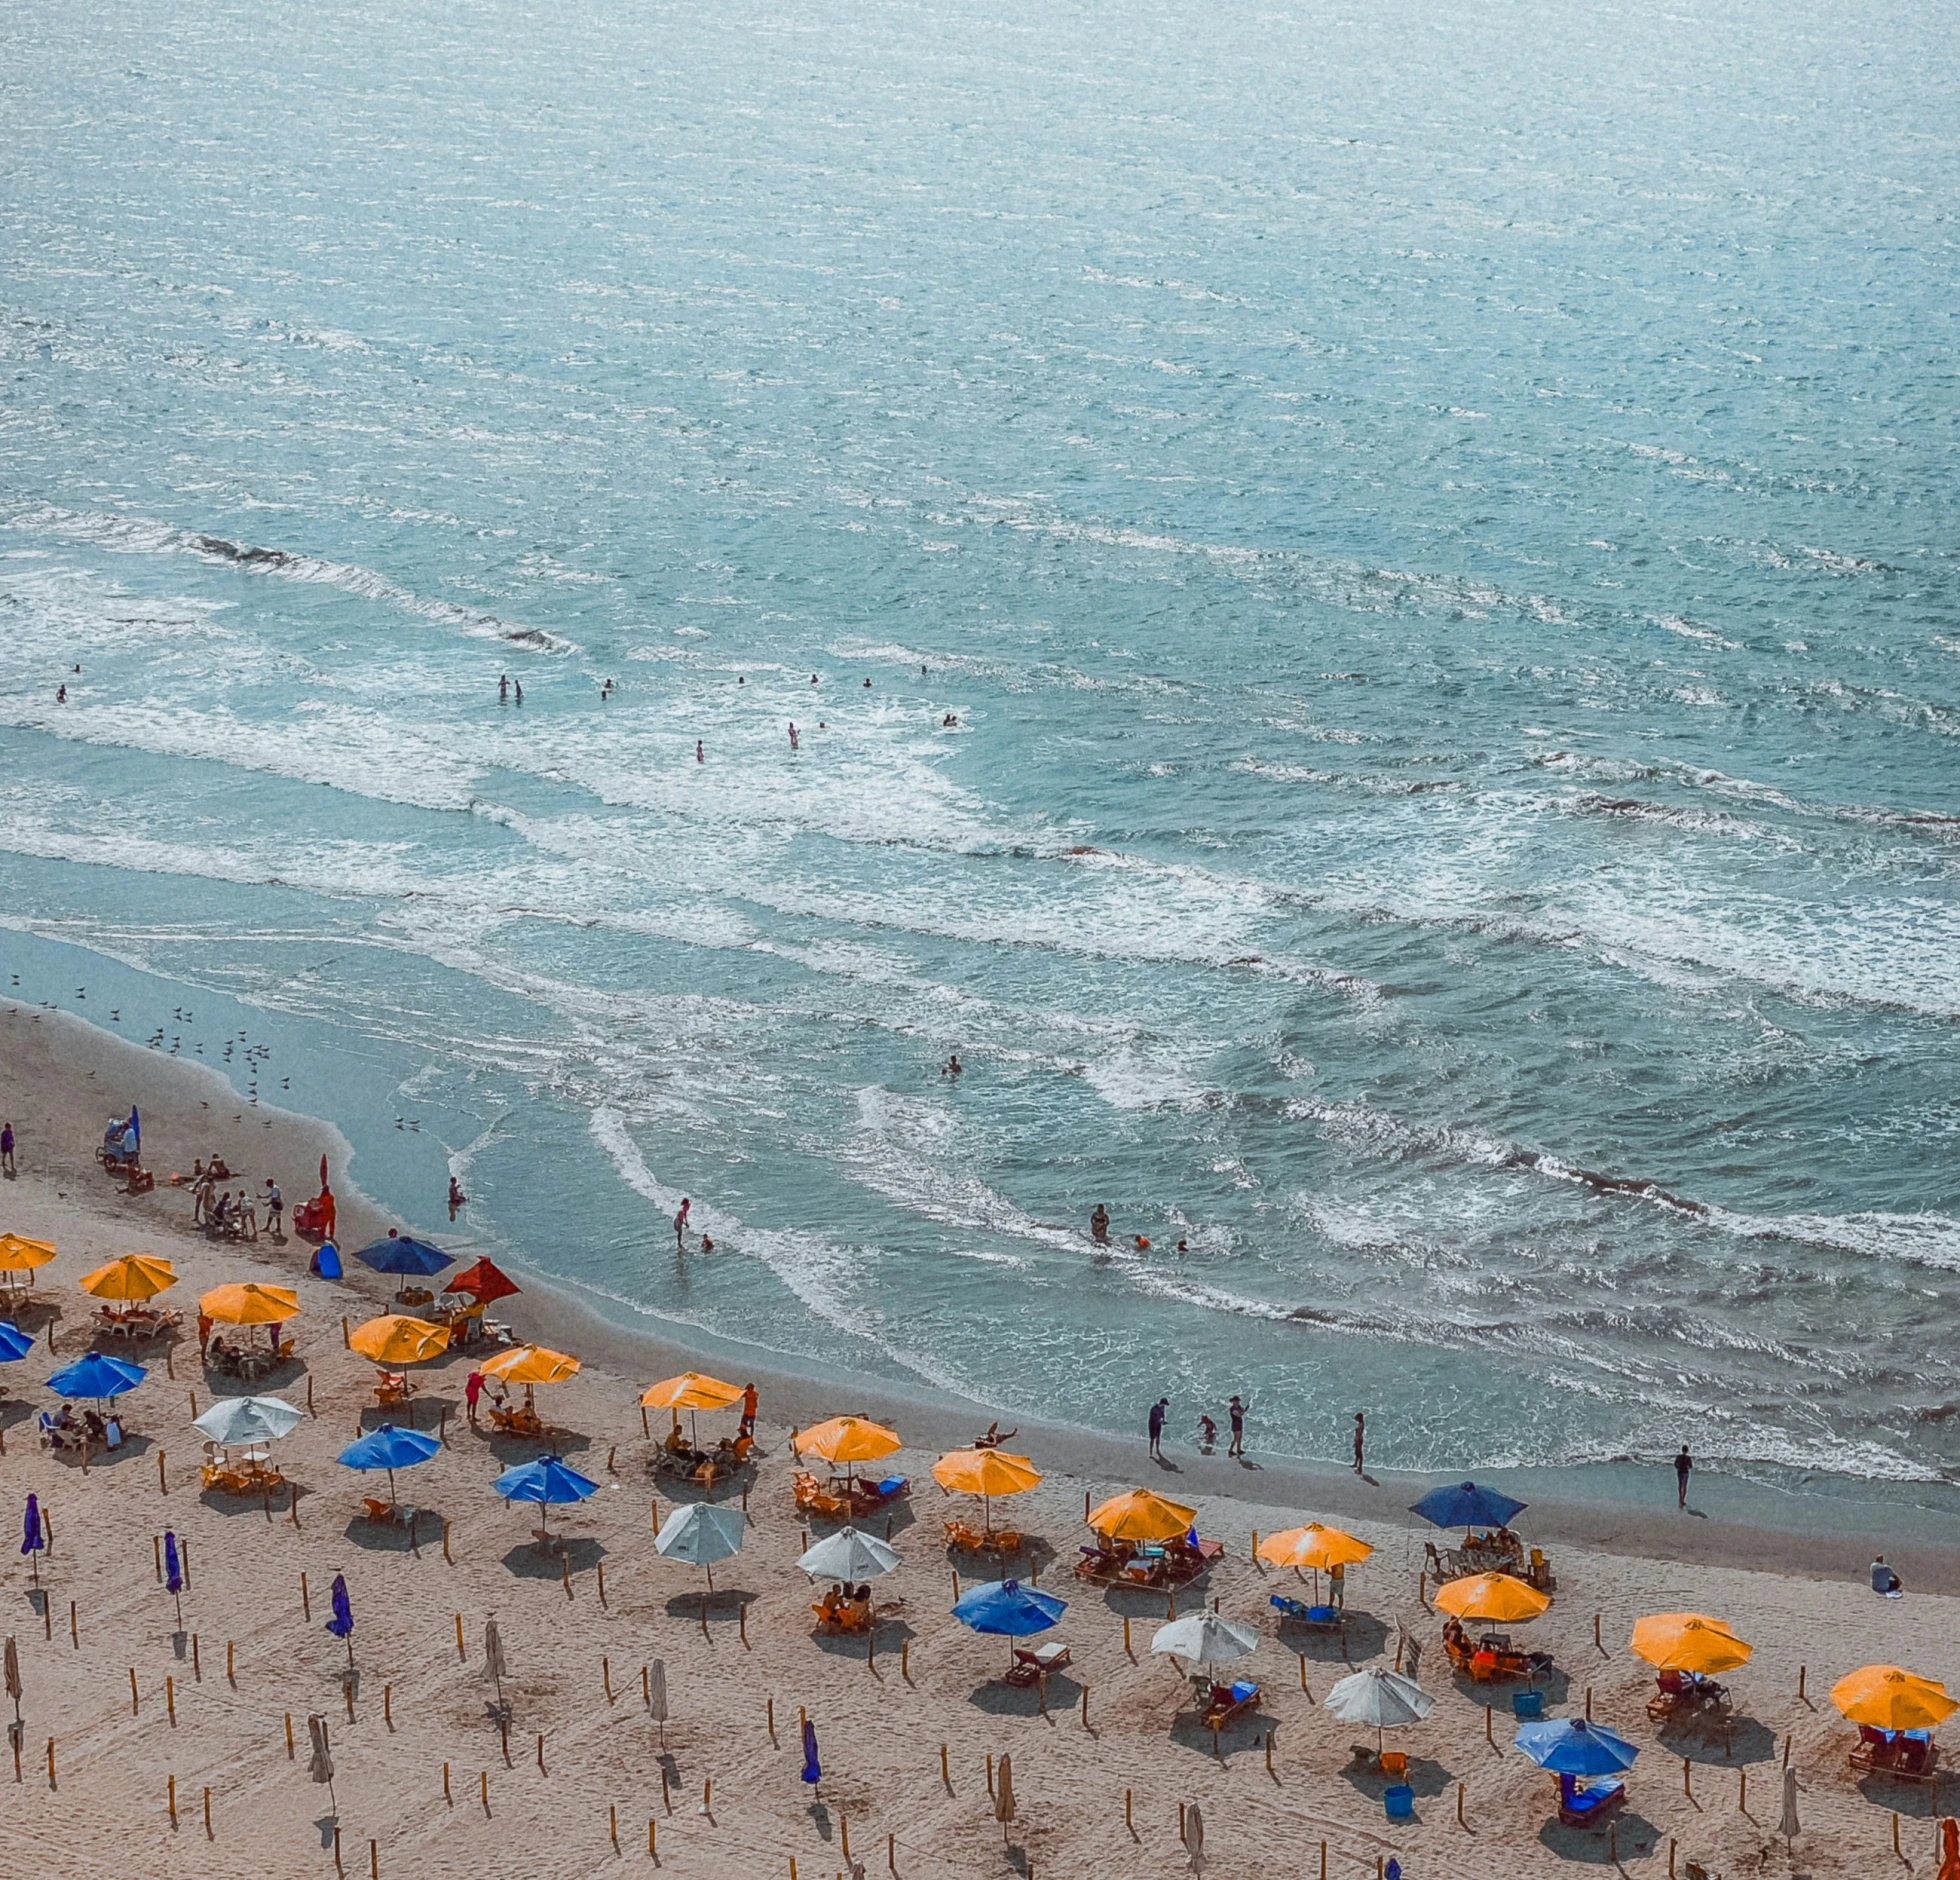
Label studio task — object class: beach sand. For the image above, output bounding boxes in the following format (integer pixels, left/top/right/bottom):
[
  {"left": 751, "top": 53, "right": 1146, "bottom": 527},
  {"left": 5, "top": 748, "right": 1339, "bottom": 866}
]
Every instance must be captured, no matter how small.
[{"left": 2, "top": 1003, "right": 1955, "bottom": 1877}]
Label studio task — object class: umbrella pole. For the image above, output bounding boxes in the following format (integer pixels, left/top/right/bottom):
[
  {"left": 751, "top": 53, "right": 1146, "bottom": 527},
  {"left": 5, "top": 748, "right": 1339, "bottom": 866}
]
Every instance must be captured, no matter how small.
[{"left": 387, "top": 1467, "right": 397, "bottom": 1511}]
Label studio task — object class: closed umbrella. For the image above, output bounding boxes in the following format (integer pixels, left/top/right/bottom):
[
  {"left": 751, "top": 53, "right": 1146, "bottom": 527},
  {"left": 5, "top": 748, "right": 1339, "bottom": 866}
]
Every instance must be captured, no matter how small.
[
  {"left": 4, "top": 1634, "right": 21, "bottom": 1724},
  {"left": 994, "top": 1751, "right": 1015, "bottom": 1835},
  {"left": 163, "top": 1530, "right": 184, "bottom": 1630},
  {"left": 494, "top": 1454, "right": 598, "bottom": 1553},
  {"left": 326, "top": 1572, "right": 354, "bottom": 1666},
  {"left": 307, "top": 1713, "right": 337, "bottom": 1812},
  {"left": 800, "top": 1716, "right": 821, "bottom": 1791},
  {"left": 1181, "top": 1798, "right": 1204, "bottom": 1873},
  {"left": 484, "top": 1618, "right": 507, "bottom": 1708},
  {"left": 193, "top": 1394, "right": 302, "bottom": 1447},
  {"left": 21, "top": 1494, "right": 44, "bottom": 1587},
  {"left": 655, "top": 1501, "right": 745, "bottom": 1591},
  {"left": 649, "top": 1658, "right": 668, "bottom": 1746},
  {"left": 337, "top": 1424, "right": 441, "bottom": 1510},
  {"left": 797, "top": 1526, "right": 900, "bottom": 1583},
  {"left": 1778, "top": 1767, "right": 1801, "bottom": 1845},
  {"left": 1152, "top": 1611, "right": 1259, "bottom": 1669},
  {"left": 1327, "top": 1666, "right": 1433, "bottom": 1753}
]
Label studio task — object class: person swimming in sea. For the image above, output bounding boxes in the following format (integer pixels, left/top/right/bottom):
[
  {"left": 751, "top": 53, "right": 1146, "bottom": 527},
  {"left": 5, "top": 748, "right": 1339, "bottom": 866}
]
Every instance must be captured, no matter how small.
[
  {"left": 1090, "top": 1203, "right": 1109, "bottom": 1244},
  {"left": 789, "top": 721, "right": 799, "bottom": 751}
]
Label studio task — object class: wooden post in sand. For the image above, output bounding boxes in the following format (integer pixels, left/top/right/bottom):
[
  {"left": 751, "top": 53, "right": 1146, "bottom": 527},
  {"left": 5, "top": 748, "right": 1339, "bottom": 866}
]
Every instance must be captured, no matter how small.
[
  {"left": 1457, "top": 1783, "right": 1466, "bottom": 1828},
  {"left": 1123, "top": 1616, "right": 1133, "bottom": 1659},
  {"left": 69, "top": 1601, "right": 77, "bottom": 1648},
  {"left": 603, "top": 1657, "right": 613, "bottom": 1703},
  {"left": 158, "top": 1450, "right": 167, "bottom": 1493},
  {"left": 203, "top": 1786, "right": 212, "bottom": 1838},
  {"left": 1739, "top": 1768, "right": 1747, "bottom": 1813},
  {"left": 286, "top": 1714, "right": 295, "bottom": 1759},
  {"left": 166, "top": 1676, "right": 176, "bottom": 1725},
  {"left": 168, "top": 1775, "right": 176, "bottom": 1825},
  {"left": 226, "top": 1640, "right": 234, "bottom": 1684},
  {"left": 46, "top": 1739, "right": 55, "bottom": 1789},
  {"left": 480, "top": 1770, "right": 489, "bottom": 1815},
  {"left": 307, "top": 1375, "right": 315, "bottom": 1416},
  {"left": 342, "top": 1317, "right": 350, "bottom": 1348},
  {"left": 598, "top": 1563, "right": 607, "bottom": 1606},
  {"left": 443, "top": 1763, "right": 451, "bottom": 1804},
  {"left": 154, "top": 1534, "right": 163, "bottom": 1581},
  {"left": 1125, "top": 1790, "right": 1132, "bottom": 1832},
  {"left": 1485, "top": 1705, "right": 1493, "bottom": 1745},
  {"left": 1593, "top": 1611, "right": 1601, "bottom": 1651},
  {"left": 192, "top": 1635, "right": 201, "bottom": 1681},
  {"left": 1798, "top": 1664, "right": 1807, "bottom": 1702},
  {"left": 301, "top": 1573, "right": 310, "bottom": 1621},
  {"left": 454, "top": 1613, "right": 465, "bottom": 1660},
  {"left": 986, "top": 1754, "right": 994, "bottom": 1798},
  {"left": 940, "top": 1744, "right": 949, "bottom": 1790},
  {"left": 130, "top": 1669, "right": 140, "bottom": 1715},
  {"left": 442, "top": 1520, "right": 451, "bottom": 1564},
  {"left": 1683, "top": 1757, "right": 1692, "bottom": 1800}
]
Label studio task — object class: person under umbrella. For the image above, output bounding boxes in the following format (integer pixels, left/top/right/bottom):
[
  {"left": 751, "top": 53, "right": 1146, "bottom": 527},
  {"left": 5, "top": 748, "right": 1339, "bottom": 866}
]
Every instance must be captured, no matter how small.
[
  {"left": 337, "top": 1424, "right": 441, "bottom": 1514},
  {"left": 493, "top": 1454, "right": 598, "bottom": 1554}
]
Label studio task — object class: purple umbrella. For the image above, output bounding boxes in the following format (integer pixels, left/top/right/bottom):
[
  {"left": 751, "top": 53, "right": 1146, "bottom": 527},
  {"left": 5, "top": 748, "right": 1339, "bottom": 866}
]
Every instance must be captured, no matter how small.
[{"left": 22, "top": 1494, "right": 45, "bottom": 1587}]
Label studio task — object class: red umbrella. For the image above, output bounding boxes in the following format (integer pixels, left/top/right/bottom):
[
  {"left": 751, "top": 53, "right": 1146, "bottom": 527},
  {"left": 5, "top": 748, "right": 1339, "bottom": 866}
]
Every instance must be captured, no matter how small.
[{"left": 447, "top": 1257, "right": 520, "bottom": 1304}]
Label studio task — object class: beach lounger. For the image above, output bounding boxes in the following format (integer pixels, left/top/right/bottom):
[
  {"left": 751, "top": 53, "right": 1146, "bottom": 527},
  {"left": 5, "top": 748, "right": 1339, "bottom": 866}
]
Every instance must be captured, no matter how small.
[
  {"left": 1271, "top": 1593, "right": 1342, "bottom": 1629},
  {"left": 361, "top": 1497, "right": 418, "bottom": 1530},
  {"left": 1850, "top": 1727, "right": 1939, "bottom": 1782},
  {"left": 1004, "top": 1642, "right": 1071, "bottom": 1688},
  {"left": 1557, "top": 1774, "right": 1624, "bottom": 1827},
  {"left": 1200, "top": 1679, "right": 1261, "bottom": 1732}
]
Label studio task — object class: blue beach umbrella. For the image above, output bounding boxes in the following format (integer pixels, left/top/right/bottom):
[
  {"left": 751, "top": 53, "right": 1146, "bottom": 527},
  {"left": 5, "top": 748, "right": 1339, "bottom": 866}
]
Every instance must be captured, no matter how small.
[
  {"left": 47, "top": 1350, "right": 146, "bottom": 1404},
  {"left": 800, "top": 1716, "right": 821, "bottom": 1788},
  {"left": 1515, "top": 1716, "right": 1638, "bottom": 1777},
  {"left": 493, "top": 1454, "right": 598, "bottom": 1552},
  {"left": 338, "top": 1424, "right": 441, "bottom": 1509},
  {"left": 1409, "top": 1481, "right": 1527, "bottom": 1533},
  {"left": 0, "top": 1322, "right": 35, "bottom": 1363},
  {"left": 352, "top": 1234, "right": 454, "bottom": 1292},
  {"left": 954, "top": 1578, "right": 1066, "bottom": 1671}
]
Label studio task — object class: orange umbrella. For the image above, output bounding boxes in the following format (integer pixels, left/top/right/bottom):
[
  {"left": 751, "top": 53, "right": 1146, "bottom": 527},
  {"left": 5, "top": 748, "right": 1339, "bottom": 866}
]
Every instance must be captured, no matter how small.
[
  {"left": 792, "top": 1415, "right": 901, "bottom": 1493},
  {"left": 1831, "top": 1666, "right": 1957, "bottom": 1732},
  {"left": 932, "top": 1449, "right": 1042, "bottom": 1533},
  {"left": 348, "top": 1315, "right": 450, "bottom": 1365},
  {"left": 199, "top": 1282, "right": 301, "bottom": 1326},
  {"left": 640, "top": 1371, "right": 743, "bottom": 1447},
  {"left": 1433, "top": 1572, "right": 1550, "bottom": 1624},
  {"left": 0, "top": 1234, "right": 55, "bottom": 1274},
  {"left": 1086, "top": 1489, "right": 1197, "bottom": 1544},
  {"left": 1630, "top": 1613, "right": 1751, "bottom": 1676},
  {"left": 79, "top": 1254, "right": 177, "bottom": 1302}
]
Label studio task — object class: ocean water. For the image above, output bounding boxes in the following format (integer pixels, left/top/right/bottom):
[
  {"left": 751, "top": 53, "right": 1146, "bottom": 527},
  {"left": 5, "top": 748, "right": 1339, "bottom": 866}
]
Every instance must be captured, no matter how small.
[{"left": 4, "top": 0, "right": 1959, "bottom": 1492}]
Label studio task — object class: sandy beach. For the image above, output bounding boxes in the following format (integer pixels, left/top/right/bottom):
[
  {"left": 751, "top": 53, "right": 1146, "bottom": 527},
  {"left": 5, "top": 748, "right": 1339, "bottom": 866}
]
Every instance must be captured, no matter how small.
[{"left": 3, "top": 1002, "right": 1957, "bottom": 1879}]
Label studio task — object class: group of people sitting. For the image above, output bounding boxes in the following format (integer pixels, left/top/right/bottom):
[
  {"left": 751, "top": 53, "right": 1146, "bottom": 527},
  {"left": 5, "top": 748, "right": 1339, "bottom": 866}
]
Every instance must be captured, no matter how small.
[
  {"left": 813, "top": 1582, "right": 876, "bottom": 1630},
  {"left": 40, "top": 1404, "right": 124, "bottom": 1453},
  {"left": 189, "top": 1158, "right": 271, "bottom": 1240}
]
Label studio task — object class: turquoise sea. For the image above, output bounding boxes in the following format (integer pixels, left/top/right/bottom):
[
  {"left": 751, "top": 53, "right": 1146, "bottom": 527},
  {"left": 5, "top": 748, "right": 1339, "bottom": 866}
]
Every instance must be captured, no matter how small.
[{"left": 4, "top": 0, "right": 1958, "bottom": 1493}]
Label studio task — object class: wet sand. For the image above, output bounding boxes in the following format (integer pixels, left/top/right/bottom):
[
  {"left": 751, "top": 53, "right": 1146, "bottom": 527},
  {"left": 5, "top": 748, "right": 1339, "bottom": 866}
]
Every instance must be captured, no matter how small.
[{"left": 2, "top": 1002, "right": 1956, "bottom": 1877}]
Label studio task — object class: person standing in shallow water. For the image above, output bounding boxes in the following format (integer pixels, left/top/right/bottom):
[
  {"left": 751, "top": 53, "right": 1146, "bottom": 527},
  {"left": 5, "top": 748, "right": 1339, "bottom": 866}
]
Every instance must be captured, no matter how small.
[
  {"left": 1147, "top": 1395, "right": 1169, "bottom": 1459},
  {"left": 1352, "top": 1411, "right": 1366, "bottom": 1475},
  {"left": 1089, "top": 1203, "right": 1109, "bottom": 1244},
  {"left": 674, "top": 1196, "right": 691, "bottom": 1250},
  {"left": 1675, "top": 1443, "right": 1693, "bottom": 1508}
]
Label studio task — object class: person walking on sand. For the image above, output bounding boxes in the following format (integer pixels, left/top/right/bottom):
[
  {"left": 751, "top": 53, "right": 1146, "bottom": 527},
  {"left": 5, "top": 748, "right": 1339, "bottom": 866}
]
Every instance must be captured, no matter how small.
[
  {"left": 1674, "top": 1443, "right": 1692, "bottom": 1509},
  {"left": 674, "top": 1197, "right": 691, "bottom": 1250},
  {"left": 1148, "top": 1396, "right": 1169, "bottom": 1460},
  {"left": 1227, "top": 1394, "right": 1245, "bottom": 1458},
  {"left": 1352, "top": 1410, "right": 1366, "bottom": 1475},
  {"left": 740, "top": 1381, "right": 758, "bottom": 1438},
  {"left": 0, "top": 1120, "right": 14, "bottom": 1178},
  {"left": 465, "top": 1368, "right": 484, "bottom": 1428},
  {"left": 264, "top": 1177, "right": 283, "bottom": 1240}
]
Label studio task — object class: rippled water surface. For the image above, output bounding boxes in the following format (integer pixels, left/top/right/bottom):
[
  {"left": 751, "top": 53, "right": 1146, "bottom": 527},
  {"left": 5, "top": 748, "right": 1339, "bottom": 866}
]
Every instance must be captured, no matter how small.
[{"left": 4, "top": 0, "right": 1958, "bottom": 1484}]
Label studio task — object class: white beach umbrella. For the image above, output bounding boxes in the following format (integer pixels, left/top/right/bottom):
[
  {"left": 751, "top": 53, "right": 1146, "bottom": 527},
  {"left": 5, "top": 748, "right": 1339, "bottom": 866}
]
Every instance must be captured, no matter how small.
[
  {"left": 1327, "top": 1666, "right": 1434, "bottom": 1752},
  {"left": 1152, "top": 1611, "right": 1258, "bottom": 1669},
  {"left": 655, "top": 1502, "right": 745, "bottom": 1589},
  {"left": 193, "top": 1394, "right": 302, "bottom": 1446},
  {"left": 797, "top": 1526, "right": 900, "bottom": 1582}
]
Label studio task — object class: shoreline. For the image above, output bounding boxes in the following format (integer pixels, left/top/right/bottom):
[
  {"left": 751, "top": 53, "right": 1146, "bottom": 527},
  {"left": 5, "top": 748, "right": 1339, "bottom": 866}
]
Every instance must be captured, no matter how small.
[{"left": 7, "top": 1000, "right": 1957, "bottom": 1592}]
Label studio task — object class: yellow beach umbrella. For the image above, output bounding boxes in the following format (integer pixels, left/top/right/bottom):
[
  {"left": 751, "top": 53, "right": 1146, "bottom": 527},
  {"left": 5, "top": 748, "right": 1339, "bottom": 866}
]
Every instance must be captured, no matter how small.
[
  {"left": 199, "top": 1282, "right": 301, "bottom": 1326},
  {"left": 348, "top": 1314, "right": 450, "bottom": 1365},
  {"left": 641, "top": 1371, "right": 743, "bottom": 1448},
  {"left": 933, "top": 1449, "right": 1043, "bottom": 1498},
  {"left": 1257, "top": 1522, "right": 1374, "bottom": 1572},
  {"left": 1087, "top": 1488, "right": 1197, "bottom": 1544},
  {"left": 1433, "top": 1572, "right": 1551, "bottom": 1625},
  {"left": 1630, "top": 1613, "right": 1752, "bottom": 1676},
  {"left": 479, "top": 1344, "right": 580, "bottom": 1386},
  {"left": 641, "top": 1372, "right": 743, "bottom": 1411},
  {"left": 1831, "top": 1665, "right": 1958, "bottom": 1733},
  {"left": 794, "top": 1416, "right": 901, "bottom": 1465},
  {"left": 79, "top": 1253, "right": 178, "bottom": 1302},
  {"left": 0, "top": 1234, "right": 55, "bottom": 1273},
  {"left": 933, "top": 1448, "right": 1042, "bottom": 1534}
]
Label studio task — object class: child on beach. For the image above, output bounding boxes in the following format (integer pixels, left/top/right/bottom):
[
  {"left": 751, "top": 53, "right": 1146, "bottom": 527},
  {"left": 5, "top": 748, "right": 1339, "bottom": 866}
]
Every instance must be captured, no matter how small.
[{"left": 1197, "top": 1413, "right": 1216, "bottom": 1453}]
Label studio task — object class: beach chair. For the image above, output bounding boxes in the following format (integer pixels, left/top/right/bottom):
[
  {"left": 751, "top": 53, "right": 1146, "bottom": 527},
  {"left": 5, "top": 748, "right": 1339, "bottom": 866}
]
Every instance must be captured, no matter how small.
[
  {"left": 1557, "top": 1773, "right": 1625, "bottom": 1828},
  {"left": 361, "top": 1497, "right": 417, "bottom": 1531},
  {"left": 1004, "top": 1642, "right": 1071, "bottom": 1688},
  {"left": 1378, "top": 1752, "right": 1409, "bottom": 1780},
  {"left": 1526, "top": 1546, "right": 1555, "bottom": 1591},
  {"left": 1271, "top": 1593, "right": 1342, "bottom": 1631},
  {"left": 792, "top": 1471, "right": 854, "bottom": 1520},
  {"left": 374, "top": 1370, "right": 412, "bottom": 1407},
  {"left": 1200, "top": 1680, "right": 1261, "bottom": 1732}
]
